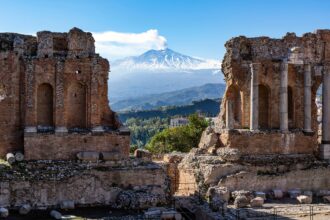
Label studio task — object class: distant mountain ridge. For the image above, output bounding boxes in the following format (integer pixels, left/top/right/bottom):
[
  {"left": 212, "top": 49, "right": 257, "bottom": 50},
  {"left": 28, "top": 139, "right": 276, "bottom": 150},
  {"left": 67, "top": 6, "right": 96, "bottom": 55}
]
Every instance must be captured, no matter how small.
[
  {"left": 112, "top": 48, "right": 220, "bottom": 72},
  {"left": 108, "top": 48, "right": 223, "bottom": 105},
  {"left": 112, "top": 83, "right": 225, "bottom": 111},
  {"left": 118, "top": 98, "right": 221, "bottom": 122}
]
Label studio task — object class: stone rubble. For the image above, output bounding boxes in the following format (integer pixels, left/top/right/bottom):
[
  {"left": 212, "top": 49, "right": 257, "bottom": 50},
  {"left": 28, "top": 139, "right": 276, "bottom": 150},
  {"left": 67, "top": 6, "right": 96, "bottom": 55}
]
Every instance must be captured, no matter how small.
[
  {"left": 134, "top": 149, "right": 152, "bottom": 162},
  {"left": 0, "top": 207, "right": 8, "bottom": 218},
  {"left": 50, "top": 210, "right": 62, "bottom": 219},
  {"left": 6, "top": 153, "right": 15, "bottom": 165},
  {"left": 18, "top": 204, "right": 31, "bottom": 215},
  {"left": 250, "top": 197, "right": 264, "bottom": 207},
  {"left": 234, "top": 195, "right": 249, "bottom": 208},
  {"left": 297, "top": 195, "right": 312, "bottom": 204},
  {"left": 14, "top": 152, "right": 24, "bottom": 162}
]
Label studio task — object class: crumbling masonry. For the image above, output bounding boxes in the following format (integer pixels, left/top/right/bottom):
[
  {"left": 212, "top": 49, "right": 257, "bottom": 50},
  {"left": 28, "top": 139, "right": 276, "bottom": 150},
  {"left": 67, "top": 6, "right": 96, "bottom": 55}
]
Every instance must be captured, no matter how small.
[
  {"left": 217, "top": 30, "right": 330, "bottom": 158},
  {"left": 0, "top": 28, "right": 168, "bottom": 211},
  {"left": 0, "top": 27, "right": 129, "bottom": 160}
]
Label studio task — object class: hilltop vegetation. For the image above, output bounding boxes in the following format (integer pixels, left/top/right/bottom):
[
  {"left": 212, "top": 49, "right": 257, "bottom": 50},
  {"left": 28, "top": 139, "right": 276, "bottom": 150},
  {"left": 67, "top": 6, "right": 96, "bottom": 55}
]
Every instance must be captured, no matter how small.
[
  {"left": 120, "top": 98, "right": 220, "bottom": 151},
  {"left": 118, "top": 98, "right": 220, "bottom": 122},
  {"left": 145, "top": 113, "right": 208, "bottom": 154}
]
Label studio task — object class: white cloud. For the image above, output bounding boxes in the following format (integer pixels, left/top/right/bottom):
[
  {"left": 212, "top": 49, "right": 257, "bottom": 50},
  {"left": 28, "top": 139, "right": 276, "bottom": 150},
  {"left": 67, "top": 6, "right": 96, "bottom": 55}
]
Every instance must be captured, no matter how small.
[{"left": 92, "top": 29, "right": 167, "bottom": 60}]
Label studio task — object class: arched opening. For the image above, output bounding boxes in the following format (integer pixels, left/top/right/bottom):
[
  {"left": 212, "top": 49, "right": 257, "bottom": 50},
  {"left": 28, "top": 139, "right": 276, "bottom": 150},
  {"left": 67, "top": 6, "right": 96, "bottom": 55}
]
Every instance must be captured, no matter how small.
[
  {"left": 258, "top": 84, "right": 269, "bottom": 129},
  {"left": 67, "top": 82, "right": 87, "bottom": 128},
  {"left": 288, "top": 86, "right": 294, "bottom": 128},
  {"left": 226, "top": 85, "right": 241, "bottom": 127},
  {"left": 37, "top": 83, "right": 54, "bottom": 127}
]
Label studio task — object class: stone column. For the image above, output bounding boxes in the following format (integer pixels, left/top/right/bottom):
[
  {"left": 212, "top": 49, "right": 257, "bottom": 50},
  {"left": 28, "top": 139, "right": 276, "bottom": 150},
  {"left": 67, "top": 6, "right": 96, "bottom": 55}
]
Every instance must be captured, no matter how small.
[
  {"left": 90, "top": 58, "right": 104, "bottom": 133},
  {"left": 226, "top": 99, "right": 234, "bottom": 129},
  {"left": 55, "top": 60, "right": 68, "bottom": 134},
  {"left": 24, "top": 61, "right": 37, "bottom": 133},
  {"left": 250, "top": 63, "right": 260, "bottom": 130},
  {"left": 304, "top": 64, "right": 313, "bottom": 133},
  {"left": 321, "top": 64, "right": 330, "bottom": 159},
  {"left": 280, "top": 60, "right": 288, "bottom": 132}
]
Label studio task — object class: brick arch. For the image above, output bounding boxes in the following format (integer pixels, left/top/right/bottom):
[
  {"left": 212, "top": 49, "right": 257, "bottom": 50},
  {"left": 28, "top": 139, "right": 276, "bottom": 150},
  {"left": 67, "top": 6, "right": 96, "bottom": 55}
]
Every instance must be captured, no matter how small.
[
  {"left": 258, "top": 84, "right": 269, "bottom": 129},
  {"left": 37, "top": 83, "right": 54, "bottom": 126},
  {"left": 67, "top": 82, "right": 87, "bottom": 128},
  {"left": 226, "top": 84, "right": 241, "bottom": 127}
]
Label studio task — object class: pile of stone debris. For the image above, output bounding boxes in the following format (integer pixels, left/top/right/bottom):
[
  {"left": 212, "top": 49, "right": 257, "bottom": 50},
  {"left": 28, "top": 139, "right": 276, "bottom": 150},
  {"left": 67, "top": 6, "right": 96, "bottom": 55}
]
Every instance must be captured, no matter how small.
[
  {"left": 206, "top": 186, "right": 330, "bottom": 211},
  {"left": 0, "top": 151, "right": 154, "bottom": 181}
]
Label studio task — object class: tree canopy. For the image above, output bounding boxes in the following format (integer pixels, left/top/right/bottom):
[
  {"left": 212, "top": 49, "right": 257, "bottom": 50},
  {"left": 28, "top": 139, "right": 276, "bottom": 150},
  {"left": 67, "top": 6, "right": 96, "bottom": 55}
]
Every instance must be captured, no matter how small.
[{"left": 145, "top": 113, "right": 208, "bottom": 154}]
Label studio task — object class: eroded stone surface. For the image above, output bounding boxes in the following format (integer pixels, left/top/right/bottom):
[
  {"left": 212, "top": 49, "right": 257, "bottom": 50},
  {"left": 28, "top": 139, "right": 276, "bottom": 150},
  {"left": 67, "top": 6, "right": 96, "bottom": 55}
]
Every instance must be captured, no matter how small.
[{"left": 0, "top": 27, "right": 129, "bottom": 160}]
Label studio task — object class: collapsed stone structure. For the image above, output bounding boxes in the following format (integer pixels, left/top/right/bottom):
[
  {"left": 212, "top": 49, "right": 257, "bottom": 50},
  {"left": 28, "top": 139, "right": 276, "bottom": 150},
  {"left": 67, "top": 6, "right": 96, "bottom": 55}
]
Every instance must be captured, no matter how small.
[
  {"left": 160, "top": 30, "right": 330, "bottom": 219},
  {"left": 0, "top": 28, "right": 169, "bottom": 214},
  {"left": 217, "top": 30, "right": 330, "bottom": 158},
  {"left": 0, "top": 28, "right": 129, "bottom": 160}
]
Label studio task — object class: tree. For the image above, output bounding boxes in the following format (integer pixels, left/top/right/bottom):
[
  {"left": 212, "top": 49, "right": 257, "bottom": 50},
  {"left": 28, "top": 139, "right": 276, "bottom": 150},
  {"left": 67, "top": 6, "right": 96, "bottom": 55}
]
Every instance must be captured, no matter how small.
[{"left": 146, "top": 113, "right": 208, "bottom": 154}]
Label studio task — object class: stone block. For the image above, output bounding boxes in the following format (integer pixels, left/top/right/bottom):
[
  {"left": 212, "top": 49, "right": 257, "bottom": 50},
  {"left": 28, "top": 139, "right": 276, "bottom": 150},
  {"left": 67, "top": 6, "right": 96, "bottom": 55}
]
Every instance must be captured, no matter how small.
[
  {"left": 250, "top": 197, "right": 264, "bottom": 207},
  {"left": 134, "top": 149, "right": 152, "bottom": 160},
  {"left": 101, "top": 152, "right": 123, "bottom": 161},
  {"left": 19, "top": 204, "right": 31, "bottom": 215},
  {"left": 207, "top": 186, "right": 230, "bottom": 203},
  {"left": 297, "top": 195, "right": 312, "bottom": 204},
  {"left": 15, "top": 152, "right": 24, "bottom": 162},
  {"left": 234, "top": 195, "right": 249, "bottom": 208},
  {"left": 76, "top": 151, "right": 99, "bottom": 162},
  {"left": 50, "top": 210, "right": 62, "bottom": 219},
  {"left": 272, "top": 189, "right": 283, "bottom": 199},
  {"left": 231, "top": 190, "right": 252, "bottom": 201},
  {"left": 0, "top": 207, "right": 8, "bottom": 218},
  {"left": 6, "top": 153, "right": 15, "bottom": 164}
]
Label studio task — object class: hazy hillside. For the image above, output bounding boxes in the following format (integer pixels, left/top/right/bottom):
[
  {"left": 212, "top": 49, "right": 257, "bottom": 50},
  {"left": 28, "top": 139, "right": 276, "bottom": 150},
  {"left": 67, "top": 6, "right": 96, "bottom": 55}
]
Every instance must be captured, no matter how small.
[
  {"left": 111, "top": 83, "right": 225, "bottom": 111},
  {"left": 118, "top": 98, "right": 220, "bottom": 122}
]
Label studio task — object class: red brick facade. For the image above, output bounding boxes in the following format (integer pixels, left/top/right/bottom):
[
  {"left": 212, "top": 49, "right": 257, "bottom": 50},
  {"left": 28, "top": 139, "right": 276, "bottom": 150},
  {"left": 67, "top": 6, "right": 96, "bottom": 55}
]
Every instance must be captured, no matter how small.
[{"left": 0, "top": 28, "right": 129, "bottom": 160}]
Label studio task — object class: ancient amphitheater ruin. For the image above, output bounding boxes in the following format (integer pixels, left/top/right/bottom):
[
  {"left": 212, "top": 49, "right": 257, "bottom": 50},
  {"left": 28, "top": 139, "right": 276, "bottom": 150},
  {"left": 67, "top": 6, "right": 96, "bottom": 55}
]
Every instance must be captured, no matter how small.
[{"left": 2, "top": 27, "right": 330, "bottom": 219}]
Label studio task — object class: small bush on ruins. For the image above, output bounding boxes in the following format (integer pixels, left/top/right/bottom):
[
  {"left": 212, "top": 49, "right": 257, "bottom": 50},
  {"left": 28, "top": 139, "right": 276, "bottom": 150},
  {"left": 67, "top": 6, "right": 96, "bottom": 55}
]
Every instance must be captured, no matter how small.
[{"left": 145, "top": 113, "right": 208, "bottom": 153}]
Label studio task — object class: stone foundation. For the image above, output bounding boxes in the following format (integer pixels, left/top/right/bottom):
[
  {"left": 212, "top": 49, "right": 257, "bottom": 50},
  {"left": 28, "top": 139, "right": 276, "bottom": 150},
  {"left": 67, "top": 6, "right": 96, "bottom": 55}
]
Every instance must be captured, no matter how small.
[
  {"left": 24, "top": 131, "right": 130, "bottom": 160},
  {"left": 0, "top": 160, "right": 168, "bottom": 209},
  {"left": 172, "top": 152, "right": 330, "bottom": 196},
  {"left": 219, "top": 130, "right": 317, "bottom": 155}
]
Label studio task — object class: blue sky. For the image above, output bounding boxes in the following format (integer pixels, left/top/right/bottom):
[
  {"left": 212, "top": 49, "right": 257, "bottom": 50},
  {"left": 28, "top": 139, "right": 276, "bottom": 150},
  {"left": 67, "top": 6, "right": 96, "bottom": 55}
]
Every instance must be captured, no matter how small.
[{"left": 1, "top": 0, "right": 330, "bottom": 61}]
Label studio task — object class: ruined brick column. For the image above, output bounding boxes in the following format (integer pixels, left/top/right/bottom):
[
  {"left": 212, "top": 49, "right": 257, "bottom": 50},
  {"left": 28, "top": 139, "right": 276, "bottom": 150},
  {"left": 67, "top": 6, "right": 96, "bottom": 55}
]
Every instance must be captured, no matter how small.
[
  {"left": 55, "top": 60, "right": 68, "bottom": 134},
  {"left": 304, "top": 63, "right": 313, "bottom": 133},
  {"left": 226, "top": 99, "right": 234, "bottom": 129},
  {"left": 250, "top": 63, "right": 260, "bottom": 130},
  {"left": 321, "top": 64, "right": 330, "bottom": 159},
  {"left": 24, "top": 61, "right": 37, "bottom": 133},
  {"left": 90, "top": 58, "right": 104, "bottom": 133},
  {"left": 280, "top": 60, "right": 288, "bottom": 132}
]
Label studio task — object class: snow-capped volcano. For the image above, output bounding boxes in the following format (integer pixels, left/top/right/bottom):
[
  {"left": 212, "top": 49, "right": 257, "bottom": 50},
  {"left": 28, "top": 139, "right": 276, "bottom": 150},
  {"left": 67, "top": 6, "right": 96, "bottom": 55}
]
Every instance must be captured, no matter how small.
[{"left": 111, "top": 48, "right": 220, "bottom": 72}]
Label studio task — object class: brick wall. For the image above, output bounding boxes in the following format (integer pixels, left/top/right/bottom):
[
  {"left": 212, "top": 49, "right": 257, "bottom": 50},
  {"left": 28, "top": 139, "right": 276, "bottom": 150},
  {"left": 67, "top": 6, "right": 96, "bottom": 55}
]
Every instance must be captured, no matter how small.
[{"left": 24, "top": 132, "right": 130, "bottom": 160}]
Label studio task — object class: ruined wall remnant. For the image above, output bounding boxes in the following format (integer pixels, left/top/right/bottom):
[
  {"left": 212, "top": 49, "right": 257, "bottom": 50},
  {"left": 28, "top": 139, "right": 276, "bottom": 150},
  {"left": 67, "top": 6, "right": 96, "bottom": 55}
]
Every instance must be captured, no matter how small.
[
  {"left": 206, "top": 30, "right": 330, "bottom": 157},
  {"left": 0, "top": 28, "right": 129, "bottom": 160}
]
